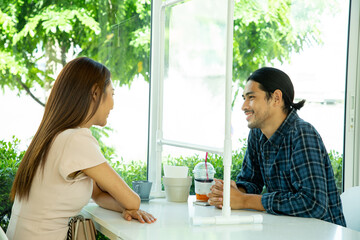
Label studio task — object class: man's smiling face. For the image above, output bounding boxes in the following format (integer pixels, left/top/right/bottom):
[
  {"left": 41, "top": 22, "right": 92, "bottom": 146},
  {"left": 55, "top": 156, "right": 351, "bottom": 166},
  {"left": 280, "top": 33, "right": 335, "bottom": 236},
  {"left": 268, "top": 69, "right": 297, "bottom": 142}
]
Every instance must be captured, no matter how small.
[{"left": 241, "top": 80, "right": 274, "bottom": 130}]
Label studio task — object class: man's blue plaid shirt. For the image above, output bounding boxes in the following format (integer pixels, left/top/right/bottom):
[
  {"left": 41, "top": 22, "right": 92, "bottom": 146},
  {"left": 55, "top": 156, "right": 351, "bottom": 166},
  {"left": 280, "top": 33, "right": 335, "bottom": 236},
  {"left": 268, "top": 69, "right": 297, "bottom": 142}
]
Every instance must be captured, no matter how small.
[{"left": 236, "top": 109, "right": 346, "bottom": 226}]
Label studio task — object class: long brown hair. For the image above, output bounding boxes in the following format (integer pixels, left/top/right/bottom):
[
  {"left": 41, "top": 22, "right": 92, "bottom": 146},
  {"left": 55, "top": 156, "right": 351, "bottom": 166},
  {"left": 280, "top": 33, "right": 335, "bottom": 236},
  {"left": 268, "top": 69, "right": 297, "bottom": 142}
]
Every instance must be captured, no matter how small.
[{"left": 10, "top": 57, "right": 111, "bottom": 201}]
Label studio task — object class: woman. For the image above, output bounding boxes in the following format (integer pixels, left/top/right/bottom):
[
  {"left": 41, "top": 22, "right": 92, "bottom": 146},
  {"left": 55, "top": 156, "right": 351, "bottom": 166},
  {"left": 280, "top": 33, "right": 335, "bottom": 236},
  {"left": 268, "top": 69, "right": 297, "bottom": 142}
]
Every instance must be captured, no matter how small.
[{"left": 6, "top": 57, "right": 156, "bottom": 240}]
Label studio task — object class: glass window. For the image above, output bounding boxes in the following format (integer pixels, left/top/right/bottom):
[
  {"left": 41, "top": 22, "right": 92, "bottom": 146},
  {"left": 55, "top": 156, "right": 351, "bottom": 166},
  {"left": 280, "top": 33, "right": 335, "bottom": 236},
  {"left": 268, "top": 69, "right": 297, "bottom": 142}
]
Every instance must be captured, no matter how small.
[
  {"left": 147, "top": 0, "right": 232, "bottom": 196},
  {"left": 0, "top": 0, "right": 351, "bottom": 196},
  {"left": 153, "top": 0, "right": 350, "bottom": 193},
  {"left": 97, "top": 2, "right": 151, "bottom": 166},
  {"left": 162, "top": 0, "right": 227, "bottom": 150}
]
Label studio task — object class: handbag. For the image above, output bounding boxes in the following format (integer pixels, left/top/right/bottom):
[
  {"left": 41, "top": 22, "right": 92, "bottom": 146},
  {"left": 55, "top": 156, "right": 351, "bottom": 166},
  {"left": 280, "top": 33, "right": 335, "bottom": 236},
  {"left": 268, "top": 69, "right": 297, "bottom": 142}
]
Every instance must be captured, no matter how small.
[{"left": 67, "top": 215, "right": 97, "bottom": 240}]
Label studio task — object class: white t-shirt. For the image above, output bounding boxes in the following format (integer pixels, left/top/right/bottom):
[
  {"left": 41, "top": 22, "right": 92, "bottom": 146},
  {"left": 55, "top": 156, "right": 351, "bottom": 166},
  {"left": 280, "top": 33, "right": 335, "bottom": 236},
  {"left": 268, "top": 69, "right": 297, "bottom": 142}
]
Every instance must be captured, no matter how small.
[{"left": 6, "top": 128, "right": 106, "bottom": 240}]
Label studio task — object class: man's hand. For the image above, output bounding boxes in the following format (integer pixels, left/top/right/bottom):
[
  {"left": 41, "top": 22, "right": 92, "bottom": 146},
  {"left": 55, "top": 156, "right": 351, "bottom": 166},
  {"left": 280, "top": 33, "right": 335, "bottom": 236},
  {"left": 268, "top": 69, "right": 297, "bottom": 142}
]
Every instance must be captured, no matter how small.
[
  {"left": 122, "top": 209, "right": 157, "bottom": 223},
  {"left": 207, "top": 179, "right": 224, "bottom": 208},
  {"left": 207, "top": 179, "right": 252, "bottom": 210}
]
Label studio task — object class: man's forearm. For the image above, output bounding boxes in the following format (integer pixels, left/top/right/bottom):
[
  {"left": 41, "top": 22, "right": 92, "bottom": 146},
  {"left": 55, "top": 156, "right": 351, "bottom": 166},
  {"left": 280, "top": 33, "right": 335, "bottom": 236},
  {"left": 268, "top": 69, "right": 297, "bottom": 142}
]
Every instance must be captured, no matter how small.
[
  {"left": 242, "top": 193, "right": 265, "bottom": 211},
  {"left": 230, "top": 183, "right": 265, "bottom": 211},
  {"left": 238, "top": 186, "right": 246, "bottom": 193}
]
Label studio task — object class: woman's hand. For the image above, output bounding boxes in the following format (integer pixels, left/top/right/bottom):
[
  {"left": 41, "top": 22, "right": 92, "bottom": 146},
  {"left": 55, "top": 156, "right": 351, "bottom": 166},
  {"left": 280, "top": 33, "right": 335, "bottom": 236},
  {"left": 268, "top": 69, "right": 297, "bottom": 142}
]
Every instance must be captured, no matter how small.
[{"left": 122, "top": 209, "right": 157, "bottom": 224}]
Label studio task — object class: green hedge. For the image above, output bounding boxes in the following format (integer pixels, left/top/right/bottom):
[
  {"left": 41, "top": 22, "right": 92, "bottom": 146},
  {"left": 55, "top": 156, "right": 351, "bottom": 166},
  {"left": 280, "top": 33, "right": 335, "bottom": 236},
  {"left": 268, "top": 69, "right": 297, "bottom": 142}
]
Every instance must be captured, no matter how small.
[
  {"left": 163, "top": 139, "right": 248, "bottom": 194},
  {"left": 110, "top": 158, "right": 147, "bottom": 188},
  {"left": 112, "top": 138, "right": 343, "bottom": 194},
  {"left": 0, "top": 137, "right": 25, "bottom": 231},
  {"left": 329, "top": 150, "right": 343, "bottom": 192},
  {"left": 109, "top": 139, "right": 247, "bottom": 195}
]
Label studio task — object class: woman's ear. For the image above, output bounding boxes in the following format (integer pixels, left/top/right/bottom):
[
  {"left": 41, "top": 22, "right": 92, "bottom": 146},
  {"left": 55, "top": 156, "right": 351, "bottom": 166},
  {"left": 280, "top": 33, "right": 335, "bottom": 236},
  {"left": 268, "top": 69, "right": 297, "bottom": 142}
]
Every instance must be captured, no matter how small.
[{"left": 91, "top": 84, "right": 99, "bottom": 101}]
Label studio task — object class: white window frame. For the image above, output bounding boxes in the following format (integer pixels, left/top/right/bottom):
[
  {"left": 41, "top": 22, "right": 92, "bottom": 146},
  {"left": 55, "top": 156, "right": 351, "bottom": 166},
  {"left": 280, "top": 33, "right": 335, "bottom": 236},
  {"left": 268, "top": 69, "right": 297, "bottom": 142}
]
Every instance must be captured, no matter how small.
[
  {"left": 148, "top": 0, "right": 234, "bottom": 209},
  {"left": 344, "top": 0, "right": 360, "bottom": 190}
]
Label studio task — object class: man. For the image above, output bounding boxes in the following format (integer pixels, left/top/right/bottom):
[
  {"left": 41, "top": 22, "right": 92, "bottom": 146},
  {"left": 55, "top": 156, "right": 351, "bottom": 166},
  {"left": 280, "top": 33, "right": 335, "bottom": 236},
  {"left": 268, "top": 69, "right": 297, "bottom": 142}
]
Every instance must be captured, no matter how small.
[{"left": 208, "top": 67, "right": 346, "bottom": 226}]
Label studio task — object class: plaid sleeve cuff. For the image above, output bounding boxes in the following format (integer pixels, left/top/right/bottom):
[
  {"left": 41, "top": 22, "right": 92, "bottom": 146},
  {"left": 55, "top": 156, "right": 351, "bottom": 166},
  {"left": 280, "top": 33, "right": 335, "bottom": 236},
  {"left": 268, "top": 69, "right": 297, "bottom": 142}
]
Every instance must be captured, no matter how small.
[
  {"left": 236, "top": 181, "right": 261, "bottom": 194},
  {"left": 261, "top": 192, "right": 278, "bottom": 215}
]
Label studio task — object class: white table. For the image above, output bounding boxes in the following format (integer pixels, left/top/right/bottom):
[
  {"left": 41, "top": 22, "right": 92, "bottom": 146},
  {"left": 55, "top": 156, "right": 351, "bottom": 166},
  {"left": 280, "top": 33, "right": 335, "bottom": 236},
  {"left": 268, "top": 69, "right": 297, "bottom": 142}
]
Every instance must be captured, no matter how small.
[{"left": 81, "top": 196, "right": 360, "bottom": 240}]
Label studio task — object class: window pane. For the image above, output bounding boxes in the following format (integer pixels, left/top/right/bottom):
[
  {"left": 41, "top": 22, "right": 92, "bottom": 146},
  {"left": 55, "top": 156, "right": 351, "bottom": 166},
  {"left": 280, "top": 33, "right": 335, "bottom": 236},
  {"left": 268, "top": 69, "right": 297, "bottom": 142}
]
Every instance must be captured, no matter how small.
[
  {"left": 231, "top": 0, "right": 349, "bottom": 192},
  {"left": 162, "top": 0, "right": 228, "bottom": 148},
  {"left": 95, "top": 0, "right": 151, "bottom": 172}
]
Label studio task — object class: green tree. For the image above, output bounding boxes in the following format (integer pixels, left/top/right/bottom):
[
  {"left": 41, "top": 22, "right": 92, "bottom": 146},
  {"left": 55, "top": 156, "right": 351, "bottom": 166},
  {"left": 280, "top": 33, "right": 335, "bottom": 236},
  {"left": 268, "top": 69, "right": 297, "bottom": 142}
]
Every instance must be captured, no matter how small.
[
  {"left": 231, "top": 0, "right": 336, "bottom": 104},
  {"left": 0, "top": 0, "right": 336, "bottom": 107},
  {"left": 0, "top": 0, "right": 151, "bottom": 106}
]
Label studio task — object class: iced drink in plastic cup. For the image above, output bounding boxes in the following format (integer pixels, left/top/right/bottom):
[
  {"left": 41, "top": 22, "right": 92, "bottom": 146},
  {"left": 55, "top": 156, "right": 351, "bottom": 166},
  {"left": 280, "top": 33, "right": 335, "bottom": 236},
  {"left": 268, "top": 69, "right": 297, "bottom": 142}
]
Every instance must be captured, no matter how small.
[{"left": 193, "top": 162, "right": 216, "bottom": 202}]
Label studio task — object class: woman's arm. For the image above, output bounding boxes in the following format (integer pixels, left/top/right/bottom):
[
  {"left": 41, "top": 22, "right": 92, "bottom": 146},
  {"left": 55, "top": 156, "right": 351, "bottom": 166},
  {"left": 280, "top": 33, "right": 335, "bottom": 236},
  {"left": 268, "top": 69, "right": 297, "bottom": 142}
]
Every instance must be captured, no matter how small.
[
  {"left": 91, "top": 180, "right": 126, "bottom": 212},
  {"left": 83, "top": 162, "right": 140, "bottom": 210},
  {"left": 83, "top": 162, "right": 156, "bottom": 223},
  {"left": 91, "top": 180, "right": 156, "bottom": 223}
]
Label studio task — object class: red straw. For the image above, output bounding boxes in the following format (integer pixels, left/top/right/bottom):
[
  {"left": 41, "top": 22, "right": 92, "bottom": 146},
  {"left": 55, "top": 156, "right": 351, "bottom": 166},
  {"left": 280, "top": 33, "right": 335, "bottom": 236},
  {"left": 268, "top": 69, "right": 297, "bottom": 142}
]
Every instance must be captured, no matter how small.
[{"left": 205, "top": 152, "right": 209, "bottom": 180}]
